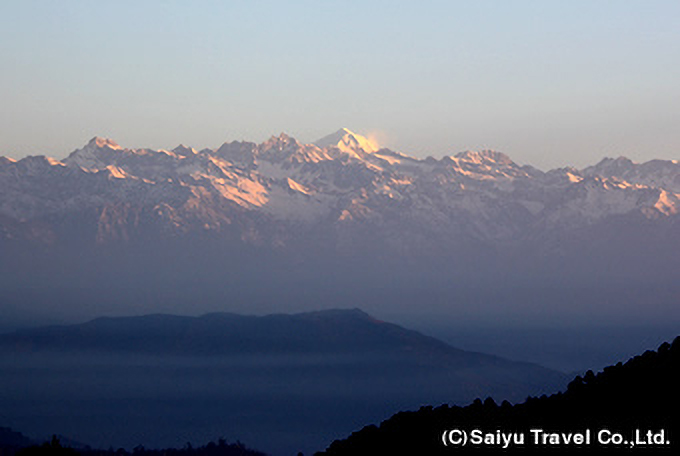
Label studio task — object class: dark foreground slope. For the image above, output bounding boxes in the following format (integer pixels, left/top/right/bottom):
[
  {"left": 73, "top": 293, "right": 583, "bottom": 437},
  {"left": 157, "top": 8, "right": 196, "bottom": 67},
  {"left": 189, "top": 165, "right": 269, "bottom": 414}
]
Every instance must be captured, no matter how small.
[
  {"left": 0, "top": 434, "right": 265, "bottom": 456},
  {"left": 0, "top": 310, "right": 564, "bottom": 456},
  {"left": 0, "top": 427, "right": 35, "bottom": 451},
  {"left": 318, "top": 336, "right": 680, "bottom": 455}
]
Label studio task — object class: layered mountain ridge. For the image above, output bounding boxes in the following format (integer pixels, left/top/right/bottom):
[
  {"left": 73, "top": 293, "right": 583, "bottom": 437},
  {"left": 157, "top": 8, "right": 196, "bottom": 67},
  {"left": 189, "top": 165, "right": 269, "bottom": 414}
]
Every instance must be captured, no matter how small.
[
  {"left": 1, "top": 127, "right": 679, "bottom": 335},
  {"left": 1, "top": 128, "right": 678, "bottom": 249},
  {"left": 0, "top": 309, "right": 565, "bottom": 456}
]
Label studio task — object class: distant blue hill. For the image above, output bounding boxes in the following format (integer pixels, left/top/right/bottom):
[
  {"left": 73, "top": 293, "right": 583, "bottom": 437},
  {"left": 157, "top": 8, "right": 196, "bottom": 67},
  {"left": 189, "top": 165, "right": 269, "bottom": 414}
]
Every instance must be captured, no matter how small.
[{"left": 0, "top": 309, "right": 566, "bottom": 456}]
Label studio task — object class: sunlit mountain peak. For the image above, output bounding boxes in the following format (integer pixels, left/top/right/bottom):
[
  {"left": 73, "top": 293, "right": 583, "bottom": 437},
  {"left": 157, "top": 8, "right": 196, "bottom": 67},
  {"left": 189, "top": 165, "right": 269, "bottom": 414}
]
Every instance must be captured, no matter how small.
[
  {"left": 314, "top": 128, "right": 379, "bottom": 154},
  {"left": 87, "top": 136, "right": 122, "bottom": 150}
]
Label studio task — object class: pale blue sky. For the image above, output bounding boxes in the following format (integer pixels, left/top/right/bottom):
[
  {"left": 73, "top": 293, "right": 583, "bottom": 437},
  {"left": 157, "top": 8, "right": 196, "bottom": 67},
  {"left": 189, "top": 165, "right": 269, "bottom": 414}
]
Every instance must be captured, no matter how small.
[{"left": 1, "top": 0, "right": 679, "bottom": 169}]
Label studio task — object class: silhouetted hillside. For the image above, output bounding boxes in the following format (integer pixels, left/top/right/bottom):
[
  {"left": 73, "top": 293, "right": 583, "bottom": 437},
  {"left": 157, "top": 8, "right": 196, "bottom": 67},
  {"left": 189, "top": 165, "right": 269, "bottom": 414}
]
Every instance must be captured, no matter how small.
[
  {"left": 1, "top": 435, "right": 264, "bottom": 456},
  {"left": 318, "top": 336, "right": 680, "bottom": 455},
  {"left": 0, "top": 309, "right": 566, "bottom": 399},
  {"left": 0, "top": 427, "right": 34, "bottom": 451},
  {"left": 0, "top": 309, "right": 561, "bottom": 374}
]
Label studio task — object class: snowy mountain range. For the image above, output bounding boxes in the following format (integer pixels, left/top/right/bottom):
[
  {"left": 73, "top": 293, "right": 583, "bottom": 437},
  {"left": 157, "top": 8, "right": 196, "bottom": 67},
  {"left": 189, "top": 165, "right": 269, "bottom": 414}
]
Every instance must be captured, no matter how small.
[
  {"left": 1, "top": 128, "right": 678, "bottom": 250},
  {"left": 1, "top": 128, "right": 679, "bottom": 324}
]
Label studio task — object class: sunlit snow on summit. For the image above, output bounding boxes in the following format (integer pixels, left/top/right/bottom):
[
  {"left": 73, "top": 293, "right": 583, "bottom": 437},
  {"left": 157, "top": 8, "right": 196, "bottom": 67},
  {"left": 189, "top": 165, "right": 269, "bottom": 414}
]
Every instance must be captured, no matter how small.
[{"left": 314, "top": 128, "right": 380, "bottom": 155}]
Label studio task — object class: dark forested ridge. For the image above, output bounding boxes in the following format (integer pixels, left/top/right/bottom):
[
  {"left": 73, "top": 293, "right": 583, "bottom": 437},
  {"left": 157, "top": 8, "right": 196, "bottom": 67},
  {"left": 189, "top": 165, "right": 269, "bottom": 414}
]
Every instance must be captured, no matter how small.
[
  {"left": 0, "top": 435, "right": 265, "bottom": 456},
  {"left": 0, "top": 427, "right": 34, "bottom": 450},
  {"left": 317, "top": 336, "right": 680, "bottom": 455}
]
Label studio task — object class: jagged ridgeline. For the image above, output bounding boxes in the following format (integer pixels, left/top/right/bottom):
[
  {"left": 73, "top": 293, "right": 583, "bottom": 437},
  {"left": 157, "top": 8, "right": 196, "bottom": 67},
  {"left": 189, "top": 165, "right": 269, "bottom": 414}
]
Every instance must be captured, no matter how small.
[
  {"left": 1, "top": 129, "right": 679, "bottom": 268},
  {"left": 317, "top": 336, "right": 680, "bottom": 455},
  {"left": 2, "top": 129, "right": 680, "bottom": 323}
]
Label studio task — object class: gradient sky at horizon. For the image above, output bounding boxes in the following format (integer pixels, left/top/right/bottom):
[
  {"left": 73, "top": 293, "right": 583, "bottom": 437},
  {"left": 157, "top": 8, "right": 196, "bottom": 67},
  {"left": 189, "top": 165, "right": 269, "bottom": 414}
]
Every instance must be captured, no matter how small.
[{"left": 1, "top": 0, "right": 678, "bottom": 169}]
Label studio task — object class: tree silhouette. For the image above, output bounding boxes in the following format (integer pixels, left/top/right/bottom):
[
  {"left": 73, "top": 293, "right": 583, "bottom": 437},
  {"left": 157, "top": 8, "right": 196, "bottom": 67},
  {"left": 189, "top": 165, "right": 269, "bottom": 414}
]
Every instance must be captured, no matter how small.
[{"left": 318, "top": 336, "right": 680, "bottom": 455}]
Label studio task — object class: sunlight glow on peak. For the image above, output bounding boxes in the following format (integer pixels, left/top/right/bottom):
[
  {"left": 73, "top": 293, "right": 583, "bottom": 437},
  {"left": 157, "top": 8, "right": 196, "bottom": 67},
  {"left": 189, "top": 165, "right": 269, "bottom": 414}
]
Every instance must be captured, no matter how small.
[{"left": 314, "top": 128, "right": 379, "bottom": 154}]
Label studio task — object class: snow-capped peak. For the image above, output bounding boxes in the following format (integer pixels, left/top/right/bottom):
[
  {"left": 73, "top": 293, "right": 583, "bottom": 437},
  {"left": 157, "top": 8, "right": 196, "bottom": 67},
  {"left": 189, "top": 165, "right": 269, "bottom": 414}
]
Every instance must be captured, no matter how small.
[
  {"left": 262, "top": 133, "right": 300, "bottom": 150},
  {"left": 87, "top": 137, "right": 122, "bottom": 150},
  {"left": 314, "top": 128, "right": 379, "bottom": 154},
  {"left": 64, "top": 137, "right": 124, "bottom": 170},
  {"left": 454, "top": 150, "right": 514, "bottom": 166}
]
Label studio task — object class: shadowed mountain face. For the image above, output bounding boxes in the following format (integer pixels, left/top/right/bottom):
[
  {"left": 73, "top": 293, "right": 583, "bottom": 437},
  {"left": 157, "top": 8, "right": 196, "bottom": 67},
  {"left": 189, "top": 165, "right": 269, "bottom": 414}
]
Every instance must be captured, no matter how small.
[
  {"left": 318, "top": 336, "right": 680, "bottom": 455},
  {"left": 0, "top": 310, "right": 565, "bottom": 456}
]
